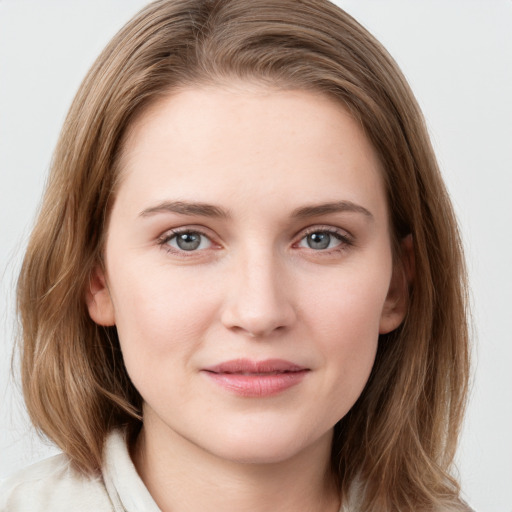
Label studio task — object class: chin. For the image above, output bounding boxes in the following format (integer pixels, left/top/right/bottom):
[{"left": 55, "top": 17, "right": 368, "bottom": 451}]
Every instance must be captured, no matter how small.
[
  {"left": 200, "top": 424, "right": 332, "bottom": 466},
  {"left": 211, "top": 443, "right": 303, "bottom": 465}
]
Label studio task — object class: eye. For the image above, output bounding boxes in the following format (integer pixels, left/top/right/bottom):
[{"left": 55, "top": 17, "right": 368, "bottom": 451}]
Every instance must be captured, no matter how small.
[
  {"left": 164, "top": 231, "right": 212, "bottom": 251},
  {"left": 297, "top": 230, "right": 348, "bottom": 251}
]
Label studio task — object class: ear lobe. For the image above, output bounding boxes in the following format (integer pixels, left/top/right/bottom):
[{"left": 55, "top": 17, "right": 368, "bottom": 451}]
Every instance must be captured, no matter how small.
[
  {"left": 379, "top": 235, "right": 414, "bottom": 334},
  {"left": 85, "top": 265, "right": 115, "bottom": 326}
]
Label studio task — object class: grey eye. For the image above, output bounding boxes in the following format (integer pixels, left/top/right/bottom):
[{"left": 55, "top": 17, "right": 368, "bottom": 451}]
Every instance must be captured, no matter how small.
[
  {"left": 169, "top": 232, "right": 211, "bottom": 251},
  {"left": 307, "top": 232, "right": 331, "bottom": 250},
  {"left": 298, "top": 231, "right": 342, "bottom": 250}
]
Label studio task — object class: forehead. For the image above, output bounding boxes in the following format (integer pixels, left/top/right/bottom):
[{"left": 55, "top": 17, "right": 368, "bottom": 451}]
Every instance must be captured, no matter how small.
[{"left": 114, "top": 85, "right": 386, "bottom": 220}]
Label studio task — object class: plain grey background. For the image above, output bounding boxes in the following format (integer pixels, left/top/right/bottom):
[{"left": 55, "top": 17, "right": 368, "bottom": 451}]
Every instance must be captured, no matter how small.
[{"left": 1, "top": 1, "right": 511, "bottom": 511}]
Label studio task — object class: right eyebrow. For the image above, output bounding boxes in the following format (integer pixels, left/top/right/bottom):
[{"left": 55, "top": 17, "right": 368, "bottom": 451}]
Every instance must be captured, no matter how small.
[{"left": 139, "top": 200, "right": 230, "bottom": 219}]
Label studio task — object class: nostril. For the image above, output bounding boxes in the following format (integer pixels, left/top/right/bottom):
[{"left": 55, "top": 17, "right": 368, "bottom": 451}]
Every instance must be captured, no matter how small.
[
  {"left": 221, "top": 307, "right": 295, "bottom": 338},
  {"left": 219, "top": 264, "right": 297, "bottom": 337}
]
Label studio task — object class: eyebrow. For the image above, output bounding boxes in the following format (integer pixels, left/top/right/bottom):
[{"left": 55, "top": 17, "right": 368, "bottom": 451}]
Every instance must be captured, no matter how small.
[
  {"left": 139, "top": 199, "right": 373, "bottom": 221},
  {"left": 291, "top": 201, "right": 374, "bottom": 220},
  {"left": 139, "top": 201, "right": 230, "bottom": 219}
]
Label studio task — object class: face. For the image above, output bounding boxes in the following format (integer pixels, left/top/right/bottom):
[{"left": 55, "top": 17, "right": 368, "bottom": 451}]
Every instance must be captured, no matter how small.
[{"left": 87, "top": 85, "right": 407, "bottom": 465}]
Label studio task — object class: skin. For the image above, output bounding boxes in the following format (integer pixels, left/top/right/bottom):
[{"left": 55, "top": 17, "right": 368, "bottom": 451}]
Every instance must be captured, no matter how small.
[{"left": 87, "top": 85, "right": 408, "bottom": 512}]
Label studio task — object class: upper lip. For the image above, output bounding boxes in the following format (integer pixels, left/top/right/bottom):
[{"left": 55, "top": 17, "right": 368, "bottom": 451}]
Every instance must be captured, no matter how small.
[{"left": 203, "top": 358, "right": 308, "bottom": 374}]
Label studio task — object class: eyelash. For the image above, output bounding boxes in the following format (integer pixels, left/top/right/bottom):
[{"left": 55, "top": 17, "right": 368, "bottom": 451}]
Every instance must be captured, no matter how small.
[
  {"left": 157, "top": 226, "right": 354, "bottom": 255},
  {"left": 157, "top": 228, "right": 215, "bottom": 256},
  {"left": 296, "top": 226, "right": 354, "bottom": 253}
]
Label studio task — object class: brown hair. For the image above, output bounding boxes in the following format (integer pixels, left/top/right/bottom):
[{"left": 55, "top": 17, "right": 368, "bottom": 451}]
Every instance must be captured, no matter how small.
[{"left": 17, "top": 1, "right": 470, "bottom": 510}]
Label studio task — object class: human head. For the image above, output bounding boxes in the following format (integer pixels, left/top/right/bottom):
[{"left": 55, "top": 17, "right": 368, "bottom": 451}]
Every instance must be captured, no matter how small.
[{"left": 17, "top": 0, "right": 469, "bottom": 509}]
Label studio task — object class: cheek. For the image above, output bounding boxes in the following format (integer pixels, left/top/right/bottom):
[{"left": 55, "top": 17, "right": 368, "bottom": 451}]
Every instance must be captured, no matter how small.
[
  {"left": 305, "top": 258, "right": 392, "bottom": 342},
  {"left": 302, "top": 257, "right": 392, "bottom": 399},
  {"left": 108, "top": 264, "right": 221, "bottom": 380},
  {"left": 318, "top": 290, "right": 380, "bottom": 376}
]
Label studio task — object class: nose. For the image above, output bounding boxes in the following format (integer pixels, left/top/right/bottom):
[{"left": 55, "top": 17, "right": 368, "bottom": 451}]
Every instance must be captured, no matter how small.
[{"left": 220, "top": 250, "right": 297, "bottom": 338}]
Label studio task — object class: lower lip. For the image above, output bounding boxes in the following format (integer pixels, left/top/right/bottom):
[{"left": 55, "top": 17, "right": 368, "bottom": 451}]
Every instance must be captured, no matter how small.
[{"left": 202, "top": 370, "right": 309, "bottom": 397}]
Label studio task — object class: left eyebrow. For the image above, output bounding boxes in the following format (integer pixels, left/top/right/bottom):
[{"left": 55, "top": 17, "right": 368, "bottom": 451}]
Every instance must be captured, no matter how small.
[
  {"left": 139, "top": 200, "right": 230, "bottom": 219},
  {"left": 291, "top": 201, "right": 374, "bottom": 220}
]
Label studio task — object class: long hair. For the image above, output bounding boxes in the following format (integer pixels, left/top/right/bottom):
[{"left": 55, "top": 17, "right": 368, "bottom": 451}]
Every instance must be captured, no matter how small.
[{"left": 17, "top": 1, "right": 470, "bottom": 510}]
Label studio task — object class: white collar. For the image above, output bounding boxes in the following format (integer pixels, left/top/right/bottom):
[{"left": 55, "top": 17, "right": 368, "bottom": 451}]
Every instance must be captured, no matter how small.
[{"left": 102, "top": 429, "right": 161, "bottom": 512}]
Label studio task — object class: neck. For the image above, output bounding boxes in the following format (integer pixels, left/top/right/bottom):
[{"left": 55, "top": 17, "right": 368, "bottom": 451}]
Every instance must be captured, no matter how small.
[{"left": 131, "top": 421, "right": 340, "bottom": 512}]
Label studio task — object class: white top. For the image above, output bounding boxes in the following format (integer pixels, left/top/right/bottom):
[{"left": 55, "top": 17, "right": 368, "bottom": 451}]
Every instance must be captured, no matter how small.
[
  {"left": 0, "top": 430, "right": 160, "bottom": 512},
  {"left": 0, "top": 430, "right": 347, "bottom": 512}
]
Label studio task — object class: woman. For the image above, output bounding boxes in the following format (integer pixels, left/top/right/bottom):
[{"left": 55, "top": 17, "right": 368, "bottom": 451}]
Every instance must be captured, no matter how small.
[{"left": 2, "top": 0, "right": 471, "bottom": 510}]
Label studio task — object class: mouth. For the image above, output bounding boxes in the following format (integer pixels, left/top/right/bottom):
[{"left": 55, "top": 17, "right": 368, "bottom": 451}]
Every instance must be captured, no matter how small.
[{"left": 202, "top": 358, "right": 310, "bottom": 397}]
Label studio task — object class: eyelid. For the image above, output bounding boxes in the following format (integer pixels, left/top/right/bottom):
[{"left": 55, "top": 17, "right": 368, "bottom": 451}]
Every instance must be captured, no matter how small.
[
  {"left": 157, "top": 225, "right": 222, "bottom": 254},
  {"left": 293, "top": 225, "right": 355, "bottom": 250},
  {"left": 295, "top": 225, "right": 353, "bottom": 241},
  {"left": 155, "top": 224, "right": 354, "bottom": 256}
]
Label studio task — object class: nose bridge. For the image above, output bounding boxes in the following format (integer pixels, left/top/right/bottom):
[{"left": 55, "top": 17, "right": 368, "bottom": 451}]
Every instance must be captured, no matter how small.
[{"left": 221, "top": 243, "right": 295, "bottom": 337}]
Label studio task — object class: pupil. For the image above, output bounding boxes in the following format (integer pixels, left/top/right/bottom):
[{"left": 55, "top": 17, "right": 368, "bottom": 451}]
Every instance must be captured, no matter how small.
[
  {"left": 308, "top": 232, "right": 330, "bottom": 250},
  {"left": 177, "top": 232, "right": 201, "bottom": 251}
]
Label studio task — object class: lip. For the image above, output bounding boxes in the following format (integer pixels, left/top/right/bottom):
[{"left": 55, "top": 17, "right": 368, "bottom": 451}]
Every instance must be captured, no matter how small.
[{"left": 201, "top": 358, "right": 309, "bottom": 397}]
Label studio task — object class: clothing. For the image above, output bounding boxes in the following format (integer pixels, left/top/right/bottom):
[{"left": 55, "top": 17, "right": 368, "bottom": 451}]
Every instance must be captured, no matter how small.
[
  {"left": 0, "top": 430, "right": 346, "bottom": 511},
  {"left": 0, "top": 430, "right": 160, "bottom": 512}
]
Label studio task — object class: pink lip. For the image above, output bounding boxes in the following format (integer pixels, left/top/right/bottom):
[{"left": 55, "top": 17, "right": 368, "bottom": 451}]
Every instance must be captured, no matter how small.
[{"left": 202, "top": 359, "right": 309, "bottom": 397}]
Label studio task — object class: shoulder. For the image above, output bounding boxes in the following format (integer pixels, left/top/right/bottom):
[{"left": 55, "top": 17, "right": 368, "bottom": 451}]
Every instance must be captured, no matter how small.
[{"left": 0, "top": 453, "right": 113, "bottom": 512}]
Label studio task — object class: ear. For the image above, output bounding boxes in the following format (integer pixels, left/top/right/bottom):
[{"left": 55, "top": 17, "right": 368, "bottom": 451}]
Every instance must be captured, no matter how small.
[
  {"left": 379, "top": 235, "right": 415, "bottom": 334},
  {"left": 85, "top": 265, "right": 116, "bottom": 326}
]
